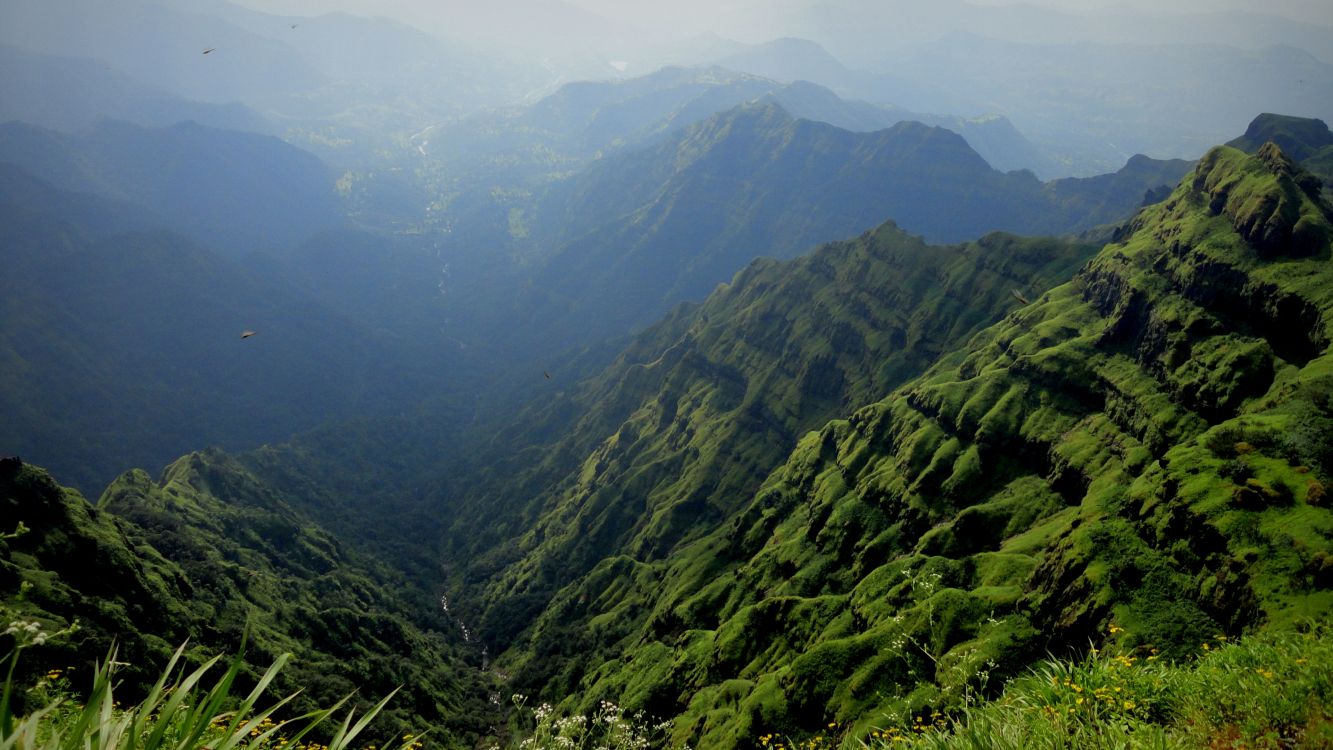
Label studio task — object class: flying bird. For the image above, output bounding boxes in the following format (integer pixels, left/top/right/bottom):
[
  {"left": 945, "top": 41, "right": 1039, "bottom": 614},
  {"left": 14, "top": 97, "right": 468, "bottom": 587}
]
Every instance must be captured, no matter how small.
[
  {"left": 290, "top": 23, "right": 299, "bottom": 29},
  {"left": 240, "top": 330, "right": 257, "bottom": 339},
  {"left": 202, "top": 47, "right": 216, "bottom": 54},
  {"left": 1010, "top": 289, "right": 1031, "bottom": 305},
  {"left": 543, "top": 371, "right": 552, "bottom": 380}
]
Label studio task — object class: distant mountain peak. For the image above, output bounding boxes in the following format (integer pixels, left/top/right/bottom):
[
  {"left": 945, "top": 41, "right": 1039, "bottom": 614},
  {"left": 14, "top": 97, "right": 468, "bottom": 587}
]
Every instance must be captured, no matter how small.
[{"left": 1228, "top": 113, "right": 1333, "bottom": 162}]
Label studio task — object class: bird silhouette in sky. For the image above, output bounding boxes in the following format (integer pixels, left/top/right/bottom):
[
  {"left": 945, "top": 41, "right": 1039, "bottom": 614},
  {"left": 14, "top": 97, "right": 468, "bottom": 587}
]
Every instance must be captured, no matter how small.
[
  {"left": 240, "top": 330, "right": 257, "bottom": 339},
  {"left": 203, "top": 48, "right": 216, "bottom": 54},
  {"left": 290, "top": 23, "right": 299, "bottom": 29},
  {"left": 1011, "top": 289, "right": 1031, "bottom": 305},
  {"left": 544, "top": 371, "right": 552, "bottom": 380}
]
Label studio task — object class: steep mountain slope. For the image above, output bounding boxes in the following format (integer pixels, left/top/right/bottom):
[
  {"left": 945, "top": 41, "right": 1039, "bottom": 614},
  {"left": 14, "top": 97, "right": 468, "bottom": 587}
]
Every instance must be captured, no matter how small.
[
  {"left": 1044, "top": 153, "right": 1196, "bottom": 230},
  {"left": 475, "top": 144, "right": 1333, "bottom": 746},
  {"left": 0, "top": 120, "right": 343, "bottom": 258},
  {"left": 0, "top": 188, "right": 436, "bottom": 493},
  {"left": 513, "top": 103, "right": 1178, "bottom": 348},
  {"left": 438, "top": 223, "right": 1096, "bottom": 651},
  {"left": 0, "top": 455, "right": 494, "bottom": 744}
]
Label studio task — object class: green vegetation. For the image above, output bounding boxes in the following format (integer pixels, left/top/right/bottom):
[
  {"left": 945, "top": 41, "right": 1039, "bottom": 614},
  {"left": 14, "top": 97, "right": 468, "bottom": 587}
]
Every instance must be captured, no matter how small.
[
  {"left": 6, "top": 121, "right": 1333, "bottom": 750},
  {"left": 763, "top": 626, "right": 1331, "bottom": 750},
  {"left": 0, "top": 457, "right": 494, "bottom": 746},
  {"left": 452, "top": 143, "right": 1333, "bottom": 749},
  {"left": 443, "top": 223, "right": 1095, "bottom": 656},
  {"left": 2, "top": 625, "right": 408, "bottom": 750},
  {"left": 493, "top": 626, "right": 1333, "bottom": 749},
  {"left": 494, "top": 696, "right": 675, "bottom": 750}
]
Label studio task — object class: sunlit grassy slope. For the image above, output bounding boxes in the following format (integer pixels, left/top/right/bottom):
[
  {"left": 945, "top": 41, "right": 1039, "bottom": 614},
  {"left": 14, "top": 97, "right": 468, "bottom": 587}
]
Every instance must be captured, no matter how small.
[
  {"left": 447, "top": 224, "right": 1097, "bottom": 652},
  {"left": 502, "top": 627, "right": 1332, "bottom": 750},
  {"left": 481, "top": 143, "right": 1333, "bottom": 749},
  {"left": 0, "top": 457, "right": 494, "bottom": 745}
]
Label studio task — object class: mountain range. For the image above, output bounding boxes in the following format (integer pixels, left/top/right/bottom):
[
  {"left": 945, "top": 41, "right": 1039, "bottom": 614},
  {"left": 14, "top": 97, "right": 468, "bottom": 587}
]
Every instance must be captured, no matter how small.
[
  {"left": 3, "top": 4, "right": 1333, "bottom": 737},
  {"left": 445, "top": 130, "right": 1333, "bottom": 748},
  {"left": 499, "top": 102, "right": 1190, "bottom": 350},
  {"left": 7, "top": 124, "right": 1329, "bottom": 748}
]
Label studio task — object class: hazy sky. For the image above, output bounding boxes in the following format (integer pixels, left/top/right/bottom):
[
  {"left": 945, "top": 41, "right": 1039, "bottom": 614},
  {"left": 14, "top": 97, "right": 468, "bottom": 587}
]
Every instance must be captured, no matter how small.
[
  {"left": 230, "top": 0, "right": 1333, "bottom": 33},
  {"left": 571, "top": 0, "right": 1333, "bottom": 27}
]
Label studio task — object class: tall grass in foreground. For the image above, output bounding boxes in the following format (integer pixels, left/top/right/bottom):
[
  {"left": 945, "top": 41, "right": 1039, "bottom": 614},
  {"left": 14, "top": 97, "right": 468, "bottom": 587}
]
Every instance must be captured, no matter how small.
[{"left": 1, "top": 621, "right": 408, "bottom": 750}]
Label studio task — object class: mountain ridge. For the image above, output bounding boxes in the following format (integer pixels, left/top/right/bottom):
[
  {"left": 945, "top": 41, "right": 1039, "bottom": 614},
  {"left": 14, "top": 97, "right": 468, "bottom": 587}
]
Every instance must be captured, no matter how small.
[
  {"left": 452, "top": 141, "right": 1333, "bottom": 747},
  {"left": 511, "top": 101, "right": 1188, "bottom": 350}
]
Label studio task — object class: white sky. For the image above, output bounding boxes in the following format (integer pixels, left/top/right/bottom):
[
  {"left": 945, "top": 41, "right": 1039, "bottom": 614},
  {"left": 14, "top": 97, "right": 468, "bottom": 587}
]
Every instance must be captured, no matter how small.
[
  {"left": 569, "top": 0, "right": 1331, "bottom": 25},
  {"left": 227, "top": 0, "right": 1333, "bottom": 47}
]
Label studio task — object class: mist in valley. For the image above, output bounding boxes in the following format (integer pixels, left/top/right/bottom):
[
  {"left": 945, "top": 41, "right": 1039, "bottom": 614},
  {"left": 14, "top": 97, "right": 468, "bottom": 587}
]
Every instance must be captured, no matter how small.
[{"left": 3, "top": 0, "right": 1333, "bottom": 747}]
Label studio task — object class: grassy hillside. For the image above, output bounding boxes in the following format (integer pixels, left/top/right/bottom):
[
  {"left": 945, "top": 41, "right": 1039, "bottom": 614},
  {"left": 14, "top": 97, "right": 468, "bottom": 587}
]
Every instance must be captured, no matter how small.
[
  {"left": 0, "top": 455, "right": 495, "bottom": 745},
  {"left": 1229, "top": 113, "right": 1333, "bottom": 204},
  {"left": 475, "top": 143, "right": 1333, "bottom": 748},
  {"left": 436, "top": 222, "right": 1096, "bottom": 661},
  {"left": 505, "top": 626, "right": 1333, "bottom": 749}
]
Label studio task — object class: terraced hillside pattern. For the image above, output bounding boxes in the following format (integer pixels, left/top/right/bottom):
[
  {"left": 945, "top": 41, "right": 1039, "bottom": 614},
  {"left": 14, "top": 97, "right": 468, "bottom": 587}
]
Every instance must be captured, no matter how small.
[{"left": 472, "top": 144, "right": 1333, "bottom": 748}]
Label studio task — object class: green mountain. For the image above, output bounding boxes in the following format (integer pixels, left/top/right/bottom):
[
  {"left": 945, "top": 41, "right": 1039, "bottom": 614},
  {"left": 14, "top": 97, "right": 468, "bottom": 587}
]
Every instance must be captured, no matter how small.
[
  {"left": 0, "top": 454, "right": 493, "bottom": 744},
  {"left": 510, "top": 102, "right": 1184, "bottom": 349},
  {"left": 438, "top": 224, "right": 1097, "bottom": 649},
  {"left": 1228, "top": 114, "right": 1333, "bottom": 202},
  {"left": 1044, "top": 153, "right": 1196, "bottom": 231},
  {"left": 447, "top": 143, "right": 1333, "bottom": 746},
  {"left": 0, "top": 119, "right": 343, "bottom": 257}
]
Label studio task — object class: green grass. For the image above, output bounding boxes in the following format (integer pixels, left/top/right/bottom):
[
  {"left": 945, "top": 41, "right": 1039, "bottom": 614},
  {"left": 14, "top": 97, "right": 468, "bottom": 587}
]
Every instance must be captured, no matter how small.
[
  {"left": 851, "top": 625, "right": 1333, "bottom": 750},
  {"left": 1, "top": 626, "right": 407, "bottom": 750},
  {"left": 505, "top": 626, "right": 1333, "bottom": 750}
]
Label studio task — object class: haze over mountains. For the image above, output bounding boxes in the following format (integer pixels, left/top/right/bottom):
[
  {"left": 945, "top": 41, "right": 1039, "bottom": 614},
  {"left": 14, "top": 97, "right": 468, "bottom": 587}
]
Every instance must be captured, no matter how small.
[{"left": 3, "top": 1, "right": 1333, "bottom": 749}]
